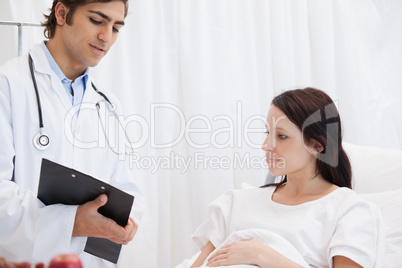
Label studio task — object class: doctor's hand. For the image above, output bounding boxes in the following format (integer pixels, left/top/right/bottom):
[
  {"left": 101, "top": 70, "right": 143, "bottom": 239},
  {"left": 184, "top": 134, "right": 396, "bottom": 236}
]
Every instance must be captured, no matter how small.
[{"left": 72, "top": 194, "right": 138, "bottom": 245}]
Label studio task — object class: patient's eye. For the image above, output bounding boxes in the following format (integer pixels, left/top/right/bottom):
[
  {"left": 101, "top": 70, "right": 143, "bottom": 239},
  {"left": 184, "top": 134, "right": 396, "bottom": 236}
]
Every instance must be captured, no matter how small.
[{"left": 278, "top": 134, "right": 287, "bottom": 140}]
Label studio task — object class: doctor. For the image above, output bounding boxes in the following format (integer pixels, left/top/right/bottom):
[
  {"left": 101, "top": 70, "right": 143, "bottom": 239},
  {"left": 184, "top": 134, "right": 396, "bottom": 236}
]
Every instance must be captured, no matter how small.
[{"left": 0, "top": 0, "right": 144, "bottom": 266}]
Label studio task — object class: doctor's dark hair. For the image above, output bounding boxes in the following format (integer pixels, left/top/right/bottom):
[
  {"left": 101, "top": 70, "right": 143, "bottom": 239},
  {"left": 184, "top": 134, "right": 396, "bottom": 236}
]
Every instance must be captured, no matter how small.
[
  {"left": 261, "top": 87, "right": 352, "bottom": 189},
  {"left": 42, "top": 0, "right": 129, "bottom": 39}
]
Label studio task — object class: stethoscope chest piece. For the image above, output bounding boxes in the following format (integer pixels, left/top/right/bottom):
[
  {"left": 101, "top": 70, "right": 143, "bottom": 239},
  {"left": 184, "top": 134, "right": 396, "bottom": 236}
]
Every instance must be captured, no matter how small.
[
  {"left": 33, "top": 132, "right": 50, "bottom": 150},
  {"left": 28, "top": 53, "right": 120, "bottom": 153}
]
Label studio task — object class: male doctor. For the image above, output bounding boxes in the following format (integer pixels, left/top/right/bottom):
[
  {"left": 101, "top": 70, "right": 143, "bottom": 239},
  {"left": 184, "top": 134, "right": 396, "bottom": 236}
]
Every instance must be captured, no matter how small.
[{"left": 0, "top": 0, "right": 144, "bottom": 266}]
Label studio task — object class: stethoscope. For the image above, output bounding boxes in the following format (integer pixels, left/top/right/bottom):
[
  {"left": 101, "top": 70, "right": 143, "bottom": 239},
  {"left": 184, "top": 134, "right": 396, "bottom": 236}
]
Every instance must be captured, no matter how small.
[{"left": 28, "top": 54, "right": 133, "bottom": 155}]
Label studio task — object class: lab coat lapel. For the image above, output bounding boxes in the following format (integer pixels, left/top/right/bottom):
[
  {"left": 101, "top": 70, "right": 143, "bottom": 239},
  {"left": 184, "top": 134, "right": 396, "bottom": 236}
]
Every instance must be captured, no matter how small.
[{"left": 29, "top": 44, "right": 74, "bottom": 112}]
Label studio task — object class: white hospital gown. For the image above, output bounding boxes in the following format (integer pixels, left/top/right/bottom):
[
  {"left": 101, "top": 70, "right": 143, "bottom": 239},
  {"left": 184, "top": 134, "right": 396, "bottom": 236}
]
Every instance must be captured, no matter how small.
[{"left": 191, "top": 187, "right": 384, "bottom": 268}]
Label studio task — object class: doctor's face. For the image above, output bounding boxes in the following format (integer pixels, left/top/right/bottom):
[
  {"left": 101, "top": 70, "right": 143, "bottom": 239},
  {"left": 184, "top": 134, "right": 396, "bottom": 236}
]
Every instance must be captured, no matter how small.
[{"left": 59, "top": 1, "right": 125, "bottom": 69}]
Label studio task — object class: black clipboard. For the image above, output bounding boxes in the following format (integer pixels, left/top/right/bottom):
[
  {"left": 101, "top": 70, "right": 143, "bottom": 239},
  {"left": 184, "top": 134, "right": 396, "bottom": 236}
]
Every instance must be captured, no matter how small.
[{"left": 37, "top": 158, "right": 134, "bottom": 264}]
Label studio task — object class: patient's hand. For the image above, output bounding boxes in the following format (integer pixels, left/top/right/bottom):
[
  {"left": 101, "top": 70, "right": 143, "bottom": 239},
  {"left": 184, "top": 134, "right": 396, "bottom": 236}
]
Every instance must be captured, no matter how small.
[
  {"left": 206, "top": 238, "right": 263, "bottom": 267},
  {"left": 207, "top": 239, "right": 303, "bottom": 268}
]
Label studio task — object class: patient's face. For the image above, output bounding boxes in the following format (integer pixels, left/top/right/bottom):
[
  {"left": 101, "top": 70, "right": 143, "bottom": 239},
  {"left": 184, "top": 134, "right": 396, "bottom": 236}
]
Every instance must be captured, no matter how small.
[{"left": 262, "top": 105, "right": 316, "bottom": 177}]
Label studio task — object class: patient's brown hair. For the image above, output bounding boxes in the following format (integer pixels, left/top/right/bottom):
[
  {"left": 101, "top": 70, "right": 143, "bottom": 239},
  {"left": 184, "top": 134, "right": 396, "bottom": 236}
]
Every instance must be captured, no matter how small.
[{"left": 262, "top": 87, "right": 352, "bottom": 189}]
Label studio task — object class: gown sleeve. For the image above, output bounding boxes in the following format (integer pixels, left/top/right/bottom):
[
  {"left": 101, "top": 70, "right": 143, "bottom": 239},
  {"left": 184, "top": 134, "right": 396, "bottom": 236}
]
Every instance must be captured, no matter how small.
[
  {"left": 328, "top": 198, "right": 385, "bottom": 268},
  {"left": 191, "top": 190, "right": 235, "bottom": 249}
]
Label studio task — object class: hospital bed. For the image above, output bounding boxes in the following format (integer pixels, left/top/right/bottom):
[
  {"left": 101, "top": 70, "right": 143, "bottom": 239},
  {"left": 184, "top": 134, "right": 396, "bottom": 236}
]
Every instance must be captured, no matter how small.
[
  {"left": 341, "top": 142, "right": 402, "bottom": 267},
  {"left": 177, "top": 142, "right": 402, "bottom": 267},
  {"left": 0, "top": 21, "right": 42, "bottom": 56}
]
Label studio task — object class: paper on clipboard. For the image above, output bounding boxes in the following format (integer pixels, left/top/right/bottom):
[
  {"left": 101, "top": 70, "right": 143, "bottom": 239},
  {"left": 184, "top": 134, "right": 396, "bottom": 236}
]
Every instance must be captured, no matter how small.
[{"left": 37, "top": 158, "right": 134, "bottom": 264}]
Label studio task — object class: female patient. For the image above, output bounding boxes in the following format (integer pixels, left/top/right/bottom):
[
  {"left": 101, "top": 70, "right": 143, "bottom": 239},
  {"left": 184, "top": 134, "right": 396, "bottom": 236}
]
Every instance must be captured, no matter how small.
[{"left": 190, "top": 88, "right": 383, "bottom": 267}]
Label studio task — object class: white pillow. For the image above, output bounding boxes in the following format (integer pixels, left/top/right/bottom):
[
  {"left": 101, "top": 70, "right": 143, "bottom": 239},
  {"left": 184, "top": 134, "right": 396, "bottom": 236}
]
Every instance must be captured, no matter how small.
[
  {"left": 360, "top": 189, "right": 402, "bottom": 268},
  {"left": 266, "top": 143, "right": 402, "bottom": 193},
  {"left": 343, "top": 142, "right": 402, "bottom": 194}
]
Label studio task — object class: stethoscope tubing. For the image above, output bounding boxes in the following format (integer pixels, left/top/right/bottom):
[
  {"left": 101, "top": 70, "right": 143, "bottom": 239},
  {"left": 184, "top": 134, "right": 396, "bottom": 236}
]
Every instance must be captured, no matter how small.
[
  {"left": 29, "top": 53, "right": 113, "bottom": 150},
  {"left": 29, "top": 54, "right": 44, "bottom": 129},
  {"left": 28, "top": 53, "right": 132, "bottom": 154}
]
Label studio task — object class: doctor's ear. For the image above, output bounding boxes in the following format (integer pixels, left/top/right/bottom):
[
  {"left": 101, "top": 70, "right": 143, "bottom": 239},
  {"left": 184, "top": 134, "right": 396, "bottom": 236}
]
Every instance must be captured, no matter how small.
[{"left": 54, "top": 2, "right": 69, "bottom": 25}]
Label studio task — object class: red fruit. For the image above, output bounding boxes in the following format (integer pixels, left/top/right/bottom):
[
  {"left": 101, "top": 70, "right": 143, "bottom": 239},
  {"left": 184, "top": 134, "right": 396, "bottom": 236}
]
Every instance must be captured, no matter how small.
[
  {"left": 16, "top": 262, "right": 31, "bottom": 268},
  {"left": 48, "top": 254, "right": 82, "bottom": 268},
  {"left": 35, "top": 263, "right": 45, "bottom": 268}
]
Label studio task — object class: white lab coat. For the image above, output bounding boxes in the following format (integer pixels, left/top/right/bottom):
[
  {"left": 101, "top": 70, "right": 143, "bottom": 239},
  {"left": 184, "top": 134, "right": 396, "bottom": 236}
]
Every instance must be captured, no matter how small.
[{"left": 0, "top": 43, "right": 144, "bottom": 267}]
